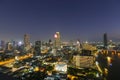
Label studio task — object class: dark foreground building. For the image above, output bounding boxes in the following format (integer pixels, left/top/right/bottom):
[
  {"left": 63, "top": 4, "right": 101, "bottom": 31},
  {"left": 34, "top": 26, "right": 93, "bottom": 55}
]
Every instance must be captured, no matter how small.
[{"left": 0, "top": 72, "right": 18, "bottom": 80}]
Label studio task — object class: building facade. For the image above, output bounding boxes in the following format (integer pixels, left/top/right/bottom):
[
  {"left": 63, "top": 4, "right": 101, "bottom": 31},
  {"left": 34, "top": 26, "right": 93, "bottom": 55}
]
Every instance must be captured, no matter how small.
[
  {"left": 103, "top": 33, "right": 108, "bottom": 49},
  {"left": 54, "top": 32, "right": 61, "bottom": 48},
  {"left": 24, "top": 34, "right": 31, "bottom": 51},
  {"left": 34, "top": 41, "right": 41, "bottom": 55}
]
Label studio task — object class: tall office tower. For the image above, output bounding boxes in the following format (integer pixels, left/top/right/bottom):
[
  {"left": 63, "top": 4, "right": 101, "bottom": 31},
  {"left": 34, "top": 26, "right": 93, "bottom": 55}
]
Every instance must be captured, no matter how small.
[
  {"left": 6, "top": 42, "right": 12, "bottom": 51},
  {"left": 24, "top": 34, "right": 31, "bottom": 51},
  {"left": 11, "top": 40, "right": 16, "bottom": 49},
  {"left": 103, "top": 33, "right": 108, "bottom": 49},
  {"left": 34, "top": 41, "right": 41, "bottom": 56},
  {"left": 76, "top": 40, "right": 82, "bottom": 51},
  {"left": 0, "top": 40, "right": 5, "bottom": 49},
  {"left": 54, "top": 32, "right": 61, "bottom": 48},
  {"left": 48, "top": 39, "right": 52, "bottom": 47}
]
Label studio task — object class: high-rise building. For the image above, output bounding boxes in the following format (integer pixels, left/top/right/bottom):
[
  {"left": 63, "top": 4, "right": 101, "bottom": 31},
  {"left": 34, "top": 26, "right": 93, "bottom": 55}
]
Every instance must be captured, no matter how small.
[
  {"left": 34, "top": 41, "right": 41, "bottom": 55},
  {"left": 103, "top": 33, "right": 108, "bottom": 49},
  {"left": 0, "top": 40, "right": 5, "bottom": 49},
  {"left": 6, "top": 42, "right": 12, "bottom": 51},
  {"left": 47, "top": 39, "right": 52, "bottom": 48},
  {"left": 11, "top": 40, "right": 17, "bottom": 49},
  {"left": 24, "top": 34, "right": 31, "bottom": 51},
  {"left": 76, "top": 40, "right": 82, "bottom": 51},
  {"left": 54, "top": 32, "right": 61, "bottom": 48}
]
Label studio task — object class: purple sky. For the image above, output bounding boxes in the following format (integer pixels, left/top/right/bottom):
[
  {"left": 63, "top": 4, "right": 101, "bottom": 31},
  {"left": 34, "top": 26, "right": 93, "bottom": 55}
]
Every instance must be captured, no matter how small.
[{"left": 0, "top": 0, "right": 120, "bottom": 42}]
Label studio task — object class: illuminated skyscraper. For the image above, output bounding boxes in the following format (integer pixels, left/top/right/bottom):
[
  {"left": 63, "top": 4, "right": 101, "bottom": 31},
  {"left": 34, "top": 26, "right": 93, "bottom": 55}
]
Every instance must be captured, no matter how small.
[
  {"left": 76, "top": 39, "right": 82, "bottom": 51},
  {"left": 6, "top": 42, "right": 12, "bottom": 51},
  {"left": 54, "top": 32, "right": 61, "bottom": 48},
  {"left": 103, "top": 33, "right": 108, "bottom": 49},
  {"left": 24, "top": 34, "right": 31, "bottom": 51}
]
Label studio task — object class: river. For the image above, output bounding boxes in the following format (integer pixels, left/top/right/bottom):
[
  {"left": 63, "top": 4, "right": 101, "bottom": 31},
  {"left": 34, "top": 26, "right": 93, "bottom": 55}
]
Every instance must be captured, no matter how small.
[{"left": 97, "top": 52, "right": 120, "bottom": 80}]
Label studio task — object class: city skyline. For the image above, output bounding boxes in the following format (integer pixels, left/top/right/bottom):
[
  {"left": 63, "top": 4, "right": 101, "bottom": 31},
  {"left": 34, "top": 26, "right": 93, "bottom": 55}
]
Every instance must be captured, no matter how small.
[{"left": 0, "top": 0, "right": 120, "bottom": 42}]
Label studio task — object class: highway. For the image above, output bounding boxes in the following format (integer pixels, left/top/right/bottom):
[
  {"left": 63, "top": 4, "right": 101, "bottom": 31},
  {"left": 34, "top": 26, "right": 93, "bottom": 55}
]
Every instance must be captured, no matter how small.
[{"left": 0, "top": 54, "right": 33, "bottom": 66}]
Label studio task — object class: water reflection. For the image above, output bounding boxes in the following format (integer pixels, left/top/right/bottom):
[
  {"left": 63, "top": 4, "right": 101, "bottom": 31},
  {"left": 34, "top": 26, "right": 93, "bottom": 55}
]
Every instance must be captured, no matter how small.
[
  {"left": 107, "top": 57, "right": 112, "bottom": 66},
  {"left": 97, "top": 51, "right": 120, "bottom": 80}
]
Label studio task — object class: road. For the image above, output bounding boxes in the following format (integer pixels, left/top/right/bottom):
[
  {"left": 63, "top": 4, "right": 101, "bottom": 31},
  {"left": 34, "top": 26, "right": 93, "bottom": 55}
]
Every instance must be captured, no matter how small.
[{"left": 0, "top": 54, "right": 33, "bottom": 66}]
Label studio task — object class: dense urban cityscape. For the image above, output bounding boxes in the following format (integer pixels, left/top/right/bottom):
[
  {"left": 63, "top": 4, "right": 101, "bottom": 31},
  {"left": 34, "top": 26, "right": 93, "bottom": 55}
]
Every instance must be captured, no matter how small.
[
  {"left": 1, "top": 0, "right": 120, "bottom": 80},
  {"left": 0, "top": 32, "right": 120, "bottom": 80}
]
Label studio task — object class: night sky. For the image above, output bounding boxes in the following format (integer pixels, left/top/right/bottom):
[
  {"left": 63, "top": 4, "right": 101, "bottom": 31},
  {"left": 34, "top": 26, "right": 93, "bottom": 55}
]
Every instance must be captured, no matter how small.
[{"left": 0, "top": 0, "right": 120, "bottom": 42}]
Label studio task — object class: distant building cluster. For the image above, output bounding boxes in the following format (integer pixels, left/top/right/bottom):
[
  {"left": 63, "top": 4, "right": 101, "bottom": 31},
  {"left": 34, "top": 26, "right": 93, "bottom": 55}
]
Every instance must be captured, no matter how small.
[{"left": 0, "top": 32, "right": 118, "bottom": 58}]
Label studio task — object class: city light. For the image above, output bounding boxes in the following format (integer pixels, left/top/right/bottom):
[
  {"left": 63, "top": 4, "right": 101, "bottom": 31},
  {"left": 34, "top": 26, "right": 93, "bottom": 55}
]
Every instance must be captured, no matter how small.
[
  {"left": 104, "top": 68, "right": 108, "bottom": 75},
  {"left": 55, "top": 63, "right": 67, "bottom": 73},
  {"left": 54, "top": 34, "right": 57, "bottom": 38},
  {"left": 95, "top": 61, "right": 99, "bottom": 65},
  {"left": 1, "top": 0, "right": 120, "bottom": 79},
  {"left": 107, "top": 56, "right": 112, "bottom": 66},
  {"left": 107, "top": 57, "right": 111, "bottom": 62},
  {"left": 95, "top": 61, "right": 103, "bottom": 73},
  {"left": 18, "top": 41, "right": 22, "bottom": 46}
]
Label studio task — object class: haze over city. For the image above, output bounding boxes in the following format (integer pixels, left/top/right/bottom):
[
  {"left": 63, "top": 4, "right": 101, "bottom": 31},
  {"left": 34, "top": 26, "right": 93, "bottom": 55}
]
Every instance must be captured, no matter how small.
[
  {"left": 0, "top": 0, "right": 120, "bottom": 42},
  {"left": 1, "top": 0, "right": 120, "bottom": 80}
]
